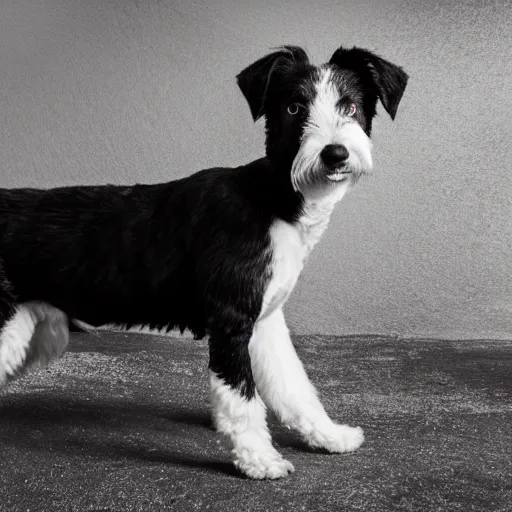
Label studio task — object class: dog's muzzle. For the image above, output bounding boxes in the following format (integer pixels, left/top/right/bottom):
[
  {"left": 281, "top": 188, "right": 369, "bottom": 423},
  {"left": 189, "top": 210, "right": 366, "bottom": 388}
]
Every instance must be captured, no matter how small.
[{"left": 320, "top": 144, "right": 352, "bottom": 182}]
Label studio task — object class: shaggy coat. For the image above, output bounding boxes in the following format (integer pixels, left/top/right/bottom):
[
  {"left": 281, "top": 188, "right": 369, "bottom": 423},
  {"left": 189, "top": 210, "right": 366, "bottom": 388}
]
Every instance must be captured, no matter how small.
[{"left": 0, "top": 44, "right": 407, "bottom": 479}]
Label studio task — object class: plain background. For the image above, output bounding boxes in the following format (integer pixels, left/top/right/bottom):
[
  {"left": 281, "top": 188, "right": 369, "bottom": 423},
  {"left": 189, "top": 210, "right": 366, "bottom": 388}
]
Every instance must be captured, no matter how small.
[{"left": 0, "top": 0, "right": 510, "bottom": 339}]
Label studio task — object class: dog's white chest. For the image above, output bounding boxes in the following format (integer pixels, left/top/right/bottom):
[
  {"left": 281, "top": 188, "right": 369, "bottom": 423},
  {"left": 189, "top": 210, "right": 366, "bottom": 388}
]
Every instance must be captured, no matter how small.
[{"left": 259, "top": 201, "right": 338, "bottom": 321}]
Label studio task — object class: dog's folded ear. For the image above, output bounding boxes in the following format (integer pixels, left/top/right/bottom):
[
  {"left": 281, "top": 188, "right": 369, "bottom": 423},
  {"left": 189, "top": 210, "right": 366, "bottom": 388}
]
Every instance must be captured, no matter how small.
[
  {"left": 237, "top": 46, "right": 309, "bottom": 121},
  {"left": 329, "top": 47, "right": 408, "bottom": 120}
]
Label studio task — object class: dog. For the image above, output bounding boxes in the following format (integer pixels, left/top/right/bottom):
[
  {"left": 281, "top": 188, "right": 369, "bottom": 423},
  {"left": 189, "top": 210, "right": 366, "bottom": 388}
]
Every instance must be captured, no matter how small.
[{"left": 0, "top": 44, "right": 407, "bottom": 479}]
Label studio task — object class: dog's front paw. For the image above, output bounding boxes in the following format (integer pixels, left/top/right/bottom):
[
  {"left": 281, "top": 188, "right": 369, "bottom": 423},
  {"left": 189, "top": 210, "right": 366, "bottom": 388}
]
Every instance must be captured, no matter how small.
[
  {"left": 306, "top": 422, "right": 364, "bottom": 453},
  {"left": 233, "top": 446, "right": 295, "bottom": 479}
]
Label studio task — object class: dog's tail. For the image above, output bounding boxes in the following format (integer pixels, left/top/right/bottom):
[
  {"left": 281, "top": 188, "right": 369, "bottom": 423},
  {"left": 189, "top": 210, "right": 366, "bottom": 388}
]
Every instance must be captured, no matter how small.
[{"left": 0, "top": 302, "right": 69, "bottom": 386}]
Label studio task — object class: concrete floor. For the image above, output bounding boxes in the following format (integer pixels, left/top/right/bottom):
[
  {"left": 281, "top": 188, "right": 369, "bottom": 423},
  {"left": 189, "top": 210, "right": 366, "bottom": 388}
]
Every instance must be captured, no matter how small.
[{"left": 0, "top": 332, "right": 511, "bottom": 512}]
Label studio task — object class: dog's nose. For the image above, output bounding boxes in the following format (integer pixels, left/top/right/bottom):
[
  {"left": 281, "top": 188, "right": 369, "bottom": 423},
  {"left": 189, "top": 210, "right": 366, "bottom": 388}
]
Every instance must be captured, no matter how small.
[{"left": 320, "top": 144, "right": 349, "bottom": 168}]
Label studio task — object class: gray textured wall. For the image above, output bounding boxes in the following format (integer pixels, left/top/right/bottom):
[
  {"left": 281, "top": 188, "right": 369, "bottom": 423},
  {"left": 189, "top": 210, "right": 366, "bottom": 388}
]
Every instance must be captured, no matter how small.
[{"left": 1, "top": 0, "right": 510, "bottom": 339}]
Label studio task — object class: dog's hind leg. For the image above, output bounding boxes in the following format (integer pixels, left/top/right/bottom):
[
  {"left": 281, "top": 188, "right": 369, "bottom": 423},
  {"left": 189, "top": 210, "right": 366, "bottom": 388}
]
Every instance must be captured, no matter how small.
[
  {"left": 208, "top": 327, "right": 294, "bottom": 479},
  {"left": 0, "top": 301, "right": 69, "bottom": 386},
  {"left": 250, "top": 308, "right": 364, "bottom": 453}
]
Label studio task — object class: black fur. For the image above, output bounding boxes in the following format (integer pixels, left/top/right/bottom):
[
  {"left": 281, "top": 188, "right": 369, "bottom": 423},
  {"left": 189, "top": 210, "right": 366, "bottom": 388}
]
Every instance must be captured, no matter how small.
[
  {"left": 0, "top": 258, "right": 16, "bottom": 325},
  {"left": 329, "top": 46, "right": 408, "bottom": 132},
  {"left": 0, "top": 160, "right": 301, "bottom": 332},
  {"left": 236, "top": 45, "right": 311, "bottom": 122},
  {"left": 0, "top": 159, "right": 304, "bottom": 398},
  {"left": 237, "top": 46, "right": 319, "bottom": 171}
]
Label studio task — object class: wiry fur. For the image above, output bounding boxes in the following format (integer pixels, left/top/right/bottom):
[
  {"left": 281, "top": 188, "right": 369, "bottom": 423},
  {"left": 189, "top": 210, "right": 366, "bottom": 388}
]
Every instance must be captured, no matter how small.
[
  {"left": 250, "top": 309, "right": 364, "bottom": 452},
  {"left": 0, "top": 44, "right": 407, "bottom": 479},
  {"left": 290, "top": 66, "right": 374, "bottom": 198},
  {"left": 210, "top": 371, "right": 295, "bottom": 479},
  {"left": 0, "top": 302, "right": 68, "bottom": 385}
]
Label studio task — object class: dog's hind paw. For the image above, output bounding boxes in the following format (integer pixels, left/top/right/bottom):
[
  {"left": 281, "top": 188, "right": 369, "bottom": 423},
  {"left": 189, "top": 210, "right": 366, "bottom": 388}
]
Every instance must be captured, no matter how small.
[
  {"left": 306, "top": 422, "right": 364, "bottom": 453},
  {"left": 233, "top": 447, "right": 295, "bottom": 479}
]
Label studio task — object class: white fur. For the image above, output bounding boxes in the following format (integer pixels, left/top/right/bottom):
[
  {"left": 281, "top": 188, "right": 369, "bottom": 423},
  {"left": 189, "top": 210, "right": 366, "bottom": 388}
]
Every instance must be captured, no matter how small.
[
  {"left": 260, "top": 185, "right": 348, "bottom": 322},
  {"left": 259, "top": 220, "right": 305, "bottom": 321},
  {"left": 291, "top": 68, "right": 373, "bottom": 198},
  {"left": 209, "top": 371, "right": 294, "bottom": 479},
  {"left": 0, "top": 302, "right": 68, "bottom": 385},
  {"left": 82, "top": 321, "right": 194, "bottom": 338},
  {"left": 0, "top": 305, "right": 35, "bottom": 385},
  {"left": 251, "top": 309, "right": 364, "bottom": 452}
]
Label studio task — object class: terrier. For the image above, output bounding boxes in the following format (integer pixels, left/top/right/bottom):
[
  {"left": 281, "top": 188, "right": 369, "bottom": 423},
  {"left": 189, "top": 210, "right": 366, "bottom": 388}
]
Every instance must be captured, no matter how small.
[{"left": 0, "top": 44, "right": 407, "bottom": 479}]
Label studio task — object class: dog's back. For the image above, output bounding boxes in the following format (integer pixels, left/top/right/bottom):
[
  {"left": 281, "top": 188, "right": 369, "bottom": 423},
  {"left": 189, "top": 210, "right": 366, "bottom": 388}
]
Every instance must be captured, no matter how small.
[
  {"left": 0, "top": 161, "right": 289, "bottom": 333},
  {"left": 0, "top": 182, "right": 192, "bottom": 328}
]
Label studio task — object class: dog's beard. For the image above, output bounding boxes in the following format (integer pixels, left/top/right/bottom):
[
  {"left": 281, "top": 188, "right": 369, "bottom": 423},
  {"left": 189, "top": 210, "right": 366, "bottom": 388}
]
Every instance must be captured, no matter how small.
[{"left": 291, "top": 121, "right": 373, "bottom": 198}]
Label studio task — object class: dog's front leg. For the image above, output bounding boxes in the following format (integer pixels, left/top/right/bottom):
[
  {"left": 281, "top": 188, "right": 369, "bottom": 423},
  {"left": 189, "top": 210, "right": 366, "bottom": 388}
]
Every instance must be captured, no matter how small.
[
  {"left": 209, "top": 327, "right": 294, "bottom": 479},
  {"left": 250, "top": 308, "right": 364, "bottom": 453}
]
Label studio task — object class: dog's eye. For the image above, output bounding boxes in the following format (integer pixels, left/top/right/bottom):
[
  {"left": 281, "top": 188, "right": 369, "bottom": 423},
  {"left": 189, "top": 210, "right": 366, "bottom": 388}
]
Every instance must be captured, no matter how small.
[
  {"left": 347, "top": 103, "right": 357, "bottom": 117},
  {"left": 287, "top": 103, "right": 302, "bottom": 115}
]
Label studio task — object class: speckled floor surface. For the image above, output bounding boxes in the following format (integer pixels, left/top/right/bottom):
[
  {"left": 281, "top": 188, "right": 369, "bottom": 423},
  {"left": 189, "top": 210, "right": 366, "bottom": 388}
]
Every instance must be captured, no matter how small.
[{"left": 0, "top": 333, "right": 511, "bottom": 512}]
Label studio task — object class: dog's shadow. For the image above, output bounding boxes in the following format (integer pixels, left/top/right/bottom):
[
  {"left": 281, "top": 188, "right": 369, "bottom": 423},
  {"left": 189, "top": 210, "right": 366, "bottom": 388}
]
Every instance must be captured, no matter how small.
[
  {"left": 0, "top": 393, "right": 241, "bottom": 477},
  {"left": 0, "top": 390, "right": 318, "bottom": 477}
]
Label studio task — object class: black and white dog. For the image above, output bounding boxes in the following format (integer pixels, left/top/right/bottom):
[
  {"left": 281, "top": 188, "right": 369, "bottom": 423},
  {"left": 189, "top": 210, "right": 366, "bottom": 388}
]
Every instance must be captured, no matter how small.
[{"left": 0, "top": 45, "right": 407, "bottom": 479}]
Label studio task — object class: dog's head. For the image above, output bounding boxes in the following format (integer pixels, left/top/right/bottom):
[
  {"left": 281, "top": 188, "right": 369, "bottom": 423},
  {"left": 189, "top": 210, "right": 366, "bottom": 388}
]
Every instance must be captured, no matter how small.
[{"left": 237, "top": 45, "right": 408, "bottom": 199}]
